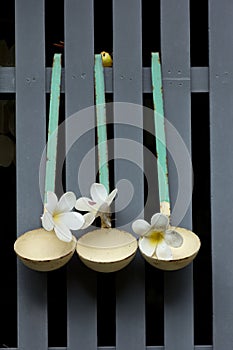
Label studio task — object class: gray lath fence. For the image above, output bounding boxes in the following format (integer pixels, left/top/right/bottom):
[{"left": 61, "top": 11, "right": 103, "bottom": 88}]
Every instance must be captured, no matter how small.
[{"left": 0, "top": 0, "right": 232, "bottom": 349}]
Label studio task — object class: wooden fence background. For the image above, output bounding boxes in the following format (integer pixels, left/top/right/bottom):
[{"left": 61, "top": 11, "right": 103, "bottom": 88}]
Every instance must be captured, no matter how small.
[{"left": 0, "top": 0, "right": 232, "bottom": 349}]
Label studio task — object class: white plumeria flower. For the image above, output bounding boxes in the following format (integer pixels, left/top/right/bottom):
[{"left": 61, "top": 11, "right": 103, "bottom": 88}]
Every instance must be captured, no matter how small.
[
  {"left": 75, "top": 183, "right": 117, "bottom": 229},
  {"left": 41, "top": 191, "right": 85, "bottom": 242},
  {"left": 132, "top": 213, "right": 183, "bottom": 260}
]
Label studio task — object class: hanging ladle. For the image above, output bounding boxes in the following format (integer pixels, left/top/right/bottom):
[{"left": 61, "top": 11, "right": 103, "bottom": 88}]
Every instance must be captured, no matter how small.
[
  {"left": 14, "top": 54, "right": 77, "bottom": 271},
  {"left": 137, "top": 53, "right": 201, "bottom": 271},
  {"left": 76, "top": 54, "right": 138, "bottom": 273}
]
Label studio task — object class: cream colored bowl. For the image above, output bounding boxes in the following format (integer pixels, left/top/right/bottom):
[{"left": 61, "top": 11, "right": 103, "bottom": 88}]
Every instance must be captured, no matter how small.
[
  {"left": 139, "top": 226, "right": 201, "bottom": 271},
  {"left": 14, "top": 228, "right": 77, "bottom": 272},
  {"left": 76, "top": 228, "right": 138, "bottom": 273}
]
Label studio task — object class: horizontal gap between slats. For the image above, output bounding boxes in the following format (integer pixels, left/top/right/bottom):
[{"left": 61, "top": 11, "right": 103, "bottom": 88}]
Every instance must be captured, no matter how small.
[
  {"left": 0, "top": 67, "right": 209, "bottom": 93},
  {"left": 0, "top": 346, "right": 212, "bottom": 350}
]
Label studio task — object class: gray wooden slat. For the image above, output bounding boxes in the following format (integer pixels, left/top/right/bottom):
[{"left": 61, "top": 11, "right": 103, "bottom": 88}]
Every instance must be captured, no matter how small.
[
  {"left": 0, "top": 346, "right": 213, "bottom": 350},
  {"left": 113, "top": 1, "right": 145, "bottom": 349},
  {"left": 161, "top": 1, "right": 193, "bottom": 349},
  {"left": 0, "top": 67, "right": 210, "bottom": 93},
  {"left": 209, "top": 1, "right": 233, "bottom": 349},
  {"left": 191, "top": 67, "right": 209, "bottom": 93},
  {"left": 47, "top": 67, "right": 209, "bottom": 94},
  {"left": 15, "top": 0, "right": 47, "bottom": 349},
  {"left": 64, "top": 1, "right": 97, "bottom": 350},
  {"left": 0, "top": 343, "right": 213, "bottom": 350}
]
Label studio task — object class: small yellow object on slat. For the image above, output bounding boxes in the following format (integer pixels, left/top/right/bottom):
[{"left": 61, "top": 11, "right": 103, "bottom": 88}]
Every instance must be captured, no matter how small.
[{"left": 100, "top": 51, "right": 113, "bottom": 67}]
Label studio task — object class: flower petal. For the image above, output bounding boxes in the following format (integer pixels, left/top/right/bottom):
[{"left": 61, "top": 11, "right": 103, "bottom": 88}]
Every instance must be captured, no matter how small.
[
  {"left": 54, "top": 221, "right": 73, "bottom": 242},
  {"left": 98, "top": 201, "right": 110, "bottom": 214},
  {"left": 56, "top": 192, "right": 76, "bottom": 213},
  {"left": 164, "top": 229, "right": 183, "bottom": 248},
  {"left": 151, "top": 213, "right": 169, "bottom": 231},
  {"left": 45, "top": 191, "right": 58, "bottom": 214},
  {"left": 82, "top": 212, "right": 96, "bottom": 229},
  {"left": 56, "top": 212, "right": 84, "bottom": 230},
  {"left": 41, "top": 211, "right": 54, "bottom": 231},
  {"left": 132, "top": 219, "right": 151, "bottom": 236},
  {"left": 139, "top": 237, "right": 156, "bottom": 257},
  {"left": 75, "top": 197, "right": 98, "bottom": 212},
  {"left": 90, "top": 183, "right": 108, "bottom": 203},
  {"left": 156, "top": 240, "right": 173, "bottom": 260},
  {"left": 106, "top": 188, "right": 118, "bottom": 206}
]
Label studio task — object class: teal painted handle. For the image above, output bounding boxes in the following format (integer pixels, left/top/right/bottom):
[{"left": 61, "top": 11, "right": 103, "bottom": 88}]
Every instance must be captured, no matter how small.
[
  {"left": 151, "top": 52, "right": 170, "bottom": 216},
  {"left": 94, "top": 54, "right": 109, "bottom": 193},
  {"left": 44, "top": 54, "right": 62, "bottom": 203}
]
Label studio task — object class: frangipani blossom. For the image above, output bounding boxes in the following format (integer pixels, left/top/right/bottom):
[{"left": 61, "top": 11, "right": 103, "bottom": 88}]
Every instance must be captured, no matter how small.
[
  {"left": 41, "top": 191, "right": 85, "bottom": 242},
  {"left": 75, "top": 183, "right": 117, "bottom": 228},
  {"left": 132, "top": 213, "right": 183, "bottom": 260}
]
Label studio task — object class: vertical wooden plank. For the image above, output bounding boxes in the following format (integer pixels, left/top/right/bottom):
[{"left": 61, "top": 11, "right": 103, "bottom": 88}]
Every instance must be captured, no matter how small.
[
  {"left": 209, "top": 1, "right": 233, "bottom": 348},
  {"left": 15, "top": 0, "right": 47, "bottom": 349},
  {"left": 113, "top": 1, "right": 145, "bottom": 349},
  {"left": 64, "top": 1, "right": 97, "bottom": 349},
  {"left": 161, "top": 1, "right": 193, "bottom": 349}
]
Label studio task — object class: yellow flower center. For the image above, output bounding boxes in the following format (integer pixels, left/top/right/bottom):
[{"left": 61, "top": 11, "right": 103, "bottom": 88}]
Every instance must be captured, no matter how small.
[
  {"left": 53, "top": 214, "right": 61, "bottom": 224},
  {"left": 148, "top": 231, "right": 164, "bottom": 245}
]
